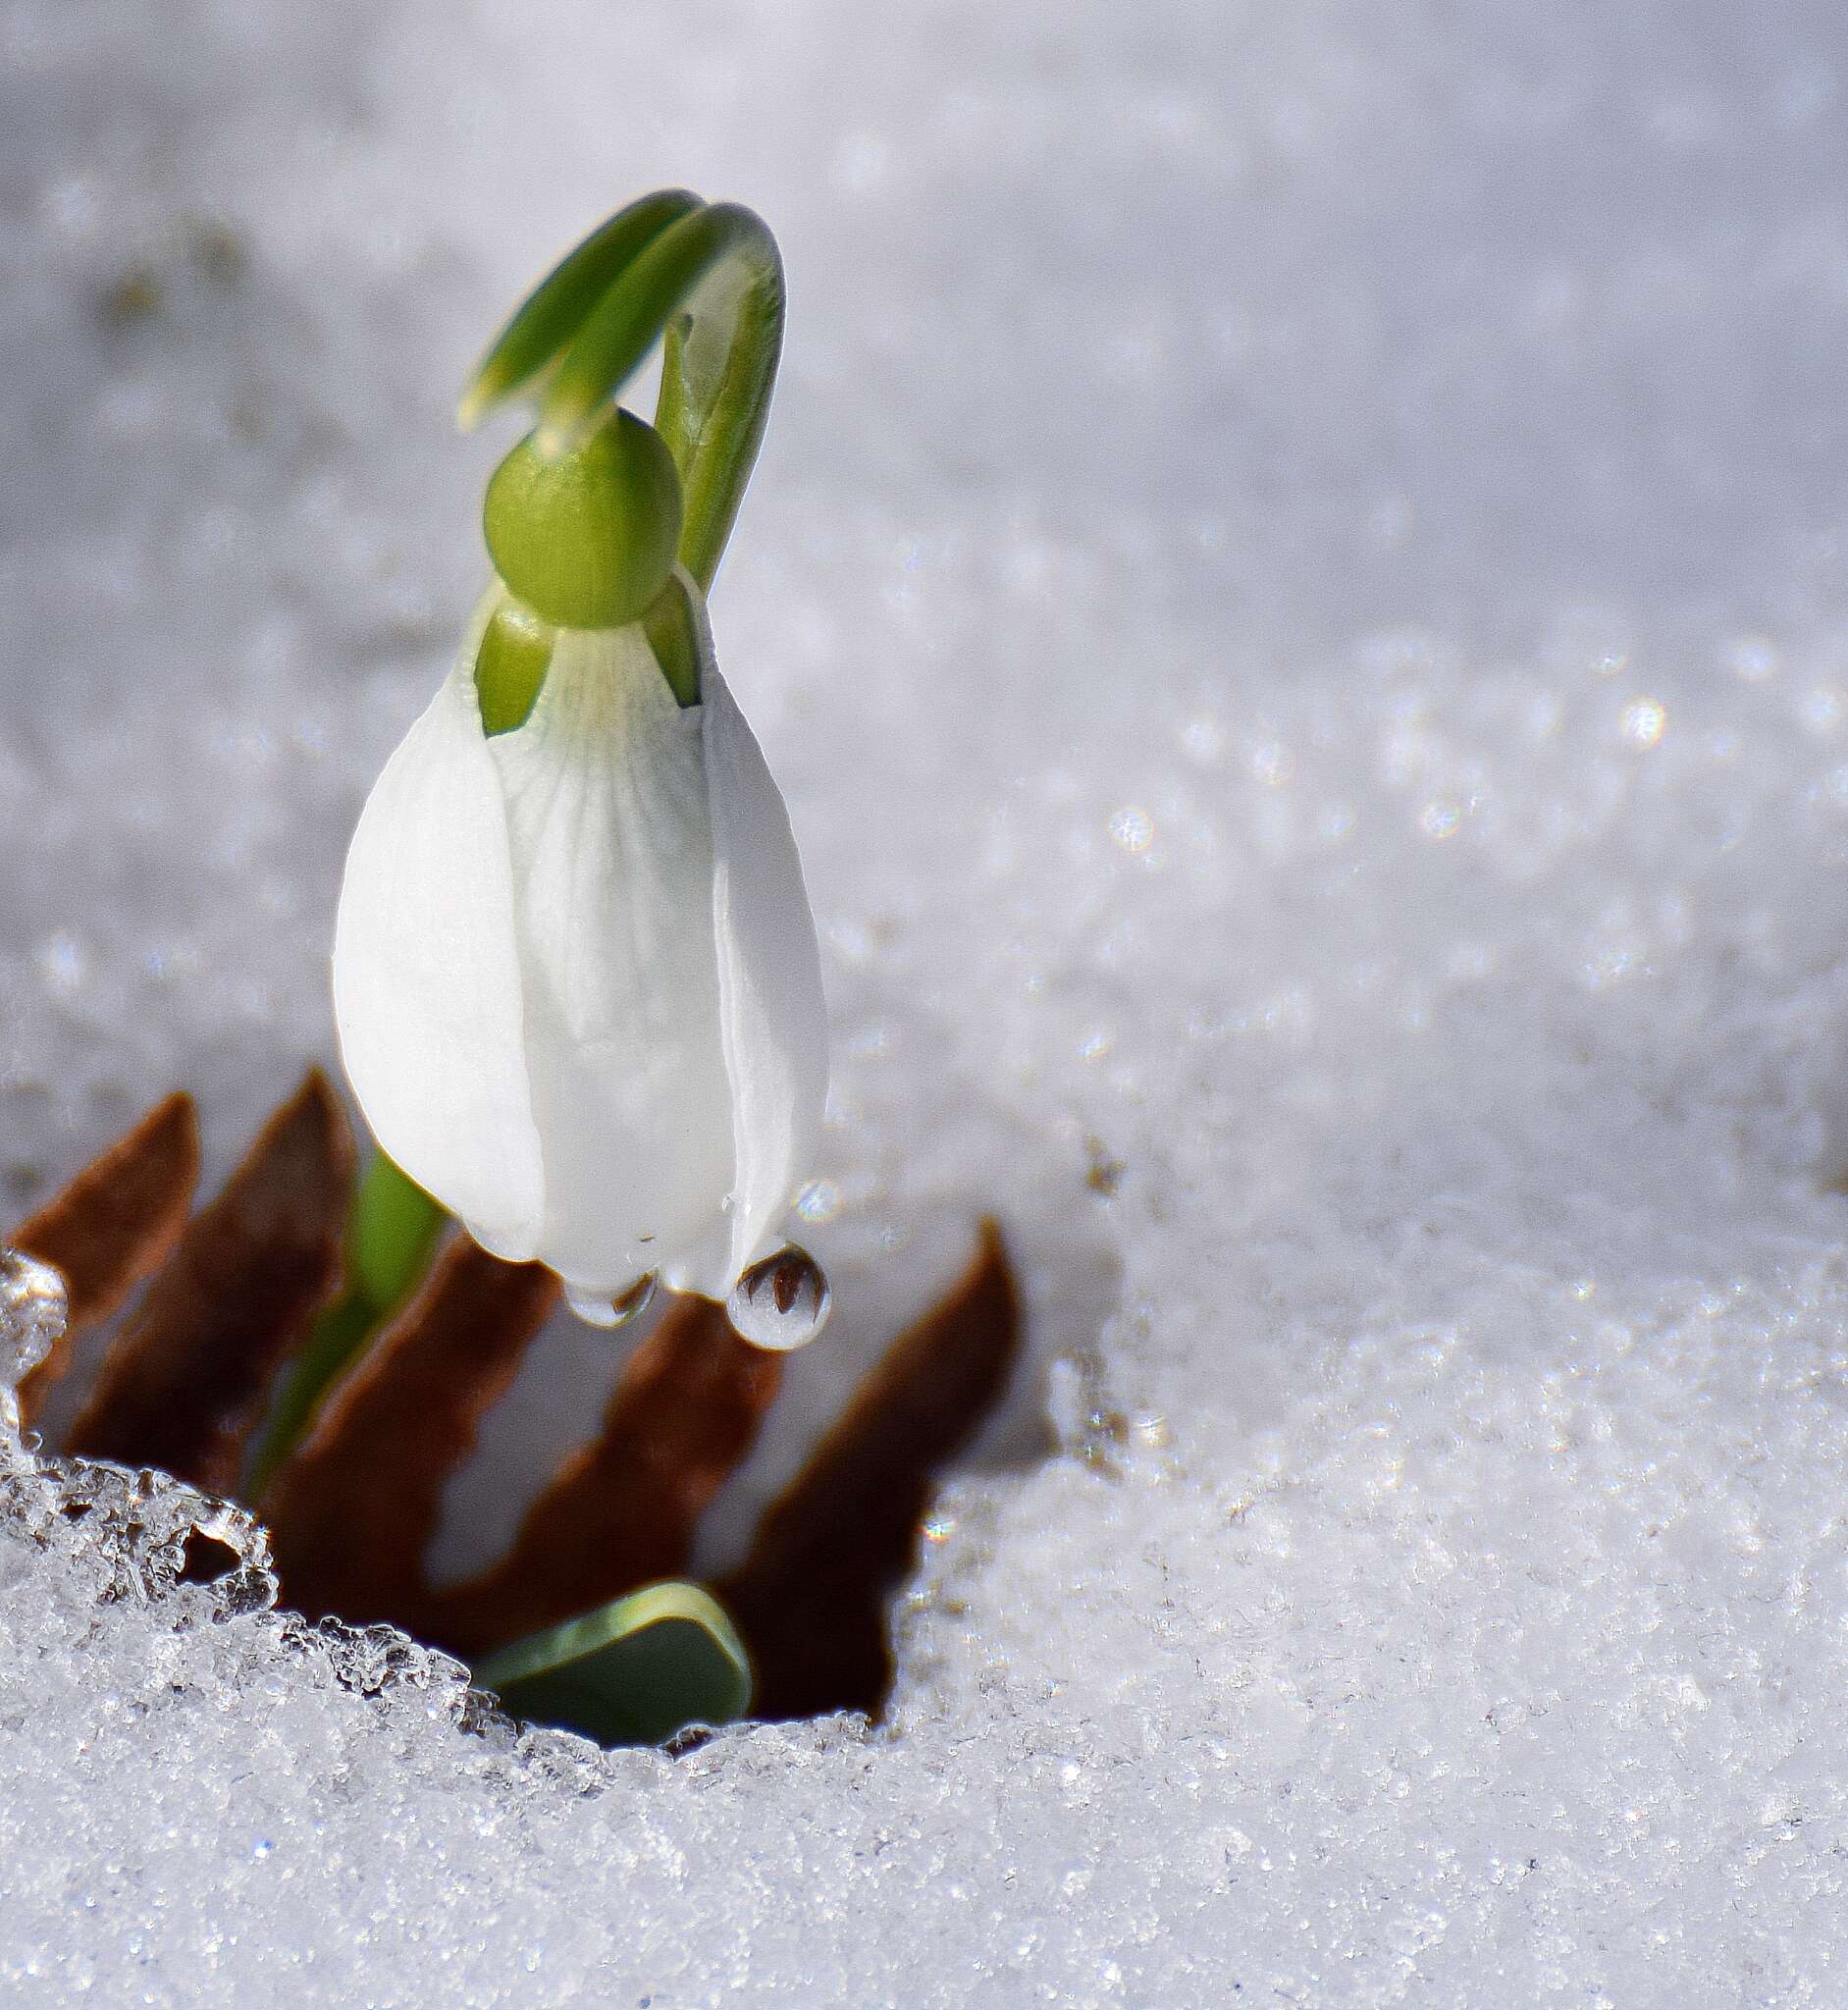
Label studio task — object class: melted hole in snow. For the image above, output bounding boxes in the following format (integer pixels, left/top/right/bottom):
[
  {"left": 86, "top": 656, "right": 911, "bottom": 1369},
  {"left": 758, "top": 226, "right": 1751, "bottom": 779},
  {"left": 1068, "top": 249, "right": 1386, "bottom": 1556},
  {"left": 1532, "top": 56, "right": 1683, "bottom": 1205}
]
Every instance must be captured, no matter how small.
[{"left": 433, "top": 1204, "right": 1123, "bottom": 1692}]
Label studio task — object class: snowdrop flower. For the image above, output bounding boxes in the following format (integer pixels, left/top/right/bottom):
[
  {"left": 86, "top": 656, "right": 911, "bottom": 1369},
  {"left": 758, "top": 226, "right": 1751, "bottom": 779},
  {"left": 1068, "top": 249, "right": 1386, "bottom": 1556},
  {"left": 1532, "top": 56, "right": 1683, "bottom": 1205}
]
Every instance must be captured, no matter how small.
[{"left": 332, "top": 408, "right": 826, "bottom": 1319}]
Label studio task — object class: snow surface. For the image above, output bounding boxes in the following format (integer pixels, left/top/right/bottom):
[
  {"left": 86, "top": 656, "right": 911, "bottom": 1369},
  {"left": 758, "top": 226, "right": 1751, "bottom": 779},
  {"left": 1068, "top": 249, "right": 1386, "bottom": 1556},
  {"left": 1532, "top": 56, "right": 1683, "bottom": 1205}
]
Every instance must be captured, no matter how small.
[{"left": 5, "top": 0, "right": 1848, "bottom": 2000}]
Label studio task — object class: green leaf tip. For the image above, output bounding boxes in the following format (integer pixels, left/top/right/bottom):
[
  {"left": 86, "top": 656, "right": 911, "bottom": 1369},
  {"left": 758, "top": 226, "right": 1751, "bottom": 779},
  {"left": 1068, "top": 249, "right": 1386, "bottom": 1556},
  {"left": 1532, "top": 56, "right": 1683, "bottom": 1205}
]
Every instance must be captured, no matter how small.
[
  {"left": 476, "top": 1581, "right": 753, "bottom": 1748},
  {"left": 457, "top": 188, "right": 704, "bottom": 430},
  {"left": 532, "top": 201, "right": 781, "bottom": 461}
]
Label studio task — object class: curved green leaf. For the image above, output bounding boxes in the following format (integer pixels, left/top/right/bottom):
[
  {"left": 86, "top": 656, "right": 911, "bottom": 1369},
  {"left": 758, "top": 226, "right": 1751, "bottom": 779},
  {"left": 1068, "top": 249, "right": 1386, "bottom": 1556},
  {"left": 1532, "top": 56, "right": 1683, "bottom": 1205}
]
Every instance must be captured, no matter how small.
[
  {"left": 458, "top": 188, "right": 703, "bottom": 427},
  {"left": 476, "top": 1581, "right": 753, "bottom": 1747},
  {"left": 536, "top": 203, "right": 783, "bottom": 592}
]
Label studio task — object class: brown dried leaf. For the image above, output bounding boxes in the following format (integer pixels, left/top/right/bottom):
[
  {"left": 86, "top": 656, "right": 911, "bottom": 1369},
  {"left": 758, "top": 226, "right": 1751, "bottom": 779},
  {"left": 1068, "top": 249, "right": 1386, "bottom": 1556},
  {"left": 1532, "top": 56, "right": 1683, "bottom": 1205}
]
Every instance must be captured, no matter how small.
[
  {"left": 427, "top": 1292, "right": 784, "bottom": 1661},
  {"left": 64, "top": 1071, "right": 352, "bottom": 1493},
  {"left": 720, "top": 1219, "right": 1022, "bottom": 1721},
  {"left": 260, "top": 1237, "right": 557, "bottom": 1631},
  {"left": 13, "top": 1091, "right": 200, "bottom": 1426}
]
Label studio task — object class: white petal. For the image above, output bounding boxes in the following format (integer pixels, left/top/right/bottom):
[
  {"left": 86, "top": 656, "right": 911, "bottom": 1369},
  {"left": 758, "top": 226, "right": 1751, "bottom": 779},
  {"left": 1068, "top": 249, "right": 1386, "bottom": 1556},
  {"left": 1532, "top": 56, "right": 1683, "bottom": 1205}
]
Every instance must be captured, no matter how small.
[
  {"left": 332, "top": 603, "right": 546, "bottom": 1254},
  {"left": 488, "top": 624, "right": 736, "bottom": 1296},
  {"left": 681, "top": 639, "right": 829, "bottom": 1296}
]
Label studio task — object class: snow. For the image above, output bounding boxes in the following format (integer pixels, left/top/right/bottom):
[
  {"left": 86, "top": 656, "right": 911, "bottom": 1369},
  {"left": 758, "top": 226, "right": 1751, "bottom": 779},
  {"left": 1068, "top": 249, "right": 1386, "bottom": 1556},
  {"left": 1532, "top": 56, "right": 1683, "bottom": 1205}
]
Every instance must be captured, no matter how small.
[{"left": 5, "top": 0, "right": 1848, "bottom": 2000}]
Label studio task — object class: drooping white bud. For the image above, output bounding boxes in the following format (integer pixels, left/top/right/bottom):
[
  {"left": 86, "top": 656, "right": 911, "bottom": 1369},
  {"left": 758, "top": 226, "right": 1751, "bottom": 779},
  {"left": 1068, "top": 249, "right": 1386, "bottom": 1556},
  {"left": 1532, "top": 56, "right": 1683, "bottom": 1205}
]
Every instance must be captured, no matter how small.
[{"left": 332, "top": 590, "right": 826, "bottom": 1308}]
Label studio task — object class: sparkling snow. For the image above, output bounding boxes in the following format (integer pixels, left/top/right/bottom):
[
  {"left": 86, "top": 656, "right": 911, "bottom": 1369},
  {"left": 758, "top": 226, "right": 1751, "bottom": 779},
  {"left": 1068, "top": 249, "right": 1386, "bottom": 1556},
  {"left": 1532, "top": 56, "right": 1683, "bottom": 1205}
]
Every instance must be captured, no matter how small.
[{"left": 4, "top": 0, "right": 1848, "bottom": 2001}]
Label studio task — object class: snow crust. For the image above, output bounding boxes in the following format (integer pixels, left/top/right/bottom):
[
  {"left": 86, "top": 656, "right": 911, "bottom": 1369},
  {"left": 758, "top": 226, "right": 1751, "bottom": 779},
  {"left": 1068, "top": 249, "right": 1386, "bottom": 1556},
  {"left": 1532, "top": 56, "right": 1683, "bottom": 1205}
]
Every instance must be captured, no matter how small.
[{"left": 5, "top": 0, "right": 1848, "bottom": 1999}]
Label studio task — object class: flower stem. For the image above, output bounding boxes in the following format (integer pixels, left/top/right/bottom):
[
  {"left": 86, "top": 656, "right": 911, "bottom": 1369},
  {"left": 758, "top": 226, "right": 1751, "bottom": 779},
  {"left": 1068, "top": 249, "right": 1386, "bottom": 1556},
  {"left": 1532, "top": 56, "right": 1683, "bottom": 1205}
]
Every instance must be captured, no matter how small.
[
  {"left": 647, "top": 209, "right": 784, "bottom": 593},
  {"left": 248, "top": 1150, "right": 447, "bottom": 1494}
]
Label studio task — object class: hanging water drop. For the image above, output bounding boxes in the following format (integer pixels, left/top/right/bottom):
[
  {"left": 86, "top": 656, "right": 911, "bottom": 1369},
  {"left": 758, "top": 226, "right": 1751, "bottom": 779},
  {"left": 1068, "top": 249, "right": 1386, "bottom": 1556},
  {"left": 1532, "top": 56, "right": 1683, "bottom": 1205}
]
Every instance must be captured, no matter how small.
[
  {"left": 564, "top": 1271, "right": 659, "bottom": 1330},
  {"left": 726, "top": 1243, "right": 831, "bottom": 1351}
]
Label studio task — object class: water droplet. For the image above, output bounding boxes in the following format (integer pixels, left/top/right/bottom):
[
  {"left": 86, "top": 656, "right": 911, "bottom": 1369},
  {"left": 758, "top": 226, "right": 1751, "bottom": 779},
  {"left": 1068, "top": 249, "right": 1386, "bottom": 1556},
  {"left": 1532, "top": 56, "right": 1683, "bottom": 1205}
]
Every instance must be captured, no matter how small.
[
  {"left": 564, "top": 1272, "right": 658, "bottom": 1329},
  {"left": 726, "top": 1244, "right": 831, "bottom": 1351}
]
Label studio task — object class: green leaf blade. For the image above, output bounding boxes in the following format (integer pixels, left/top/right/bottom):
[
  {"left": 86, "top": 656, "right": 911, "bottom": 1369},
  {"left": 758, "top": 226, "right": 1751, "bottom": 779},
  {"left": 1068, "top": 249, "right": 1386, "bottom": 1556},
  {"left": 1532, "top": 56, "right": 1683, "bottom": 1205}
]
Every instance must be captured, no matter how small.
[
  {"left": 458, "top": 188, "right": 705, "bottom": 428},
  {"left": 536, "top": 203, "right": 778, "bottom": 462},
  {"left": 476, "top": 1582, "right": 753, "bottom": 1748}
]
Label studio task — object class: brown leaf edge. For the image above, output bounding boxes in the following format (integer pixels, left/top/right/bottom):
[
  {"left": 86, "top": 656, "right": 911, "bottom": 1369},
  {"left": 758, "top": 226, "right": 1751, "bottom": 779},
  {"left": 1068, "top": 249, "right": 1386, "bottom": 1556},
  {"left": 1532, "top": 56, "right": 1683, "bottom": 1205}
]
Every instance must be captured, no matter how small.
[
  {"left": 259, "top": 1236, "right": 558, "bottom": 1634},
  {"left": 720, "top": 1218, "right": 1022, "bottom": 1721},
  {"left": 12, "top": 1091, "right": 201, "bottom": 1427},
  {"left": 22, "top": 1075, "right": 1027, "bottom": 1736},
  {"left": 425, "top": 1293, "right": 785, "bottom": 1661},
  {"left": 64, "top": 1071, "right": 353, "bottom": 1495}
]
